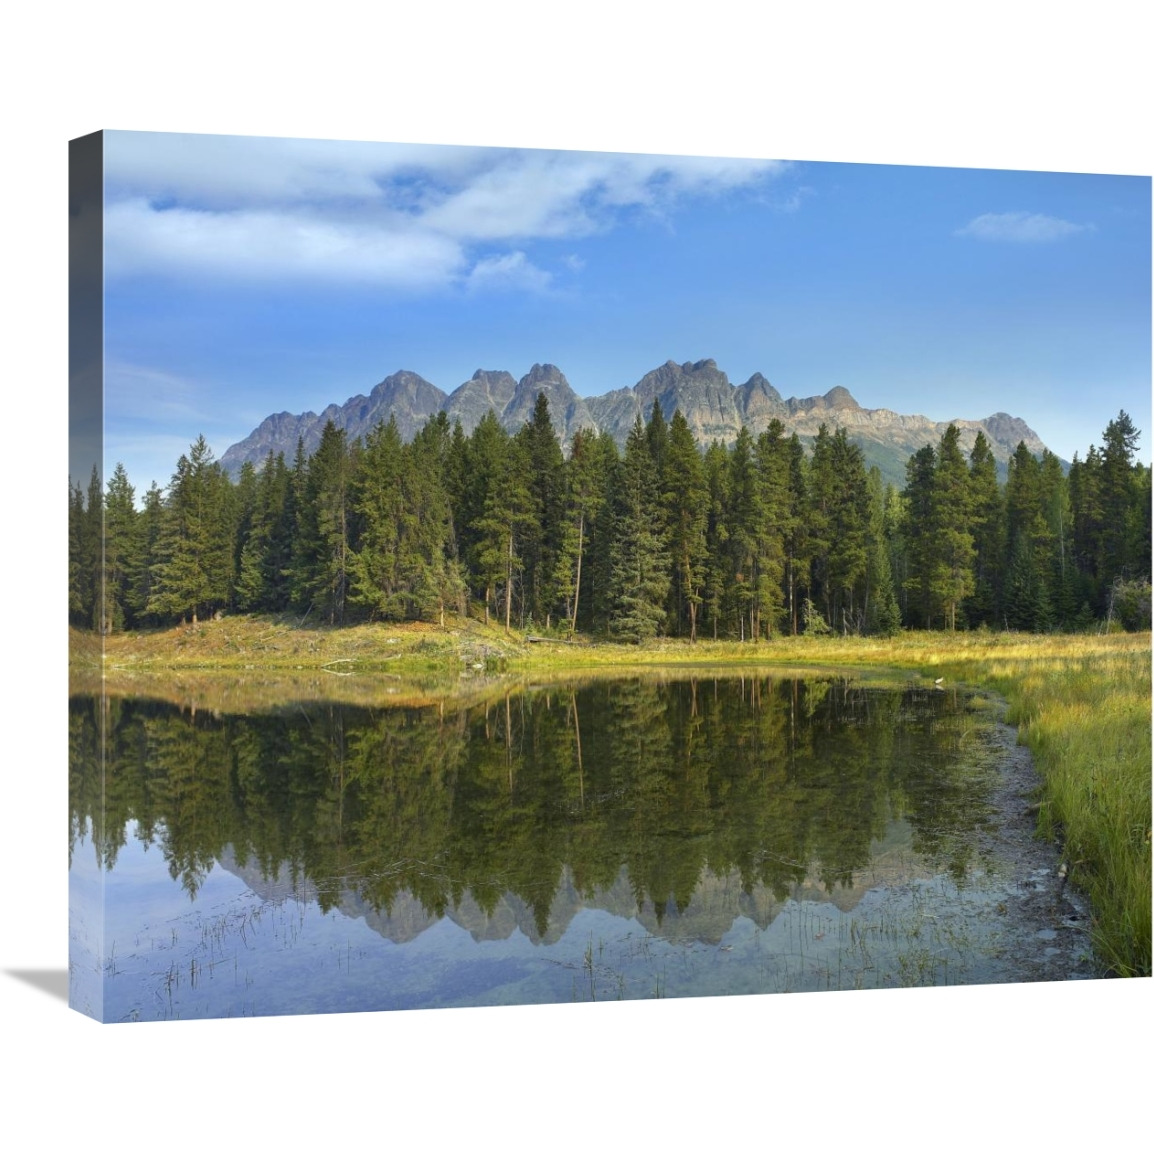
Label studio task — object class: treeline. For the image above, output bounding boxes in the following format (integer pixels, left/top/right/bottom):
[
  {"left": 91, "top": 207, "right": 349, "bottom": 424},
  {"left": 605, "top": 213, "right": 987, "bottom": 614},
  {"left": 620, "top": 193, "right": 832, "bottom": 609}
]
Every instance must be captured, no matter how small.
[{"left": 69, "top": 396, "right": 1151, "bottom": 639}]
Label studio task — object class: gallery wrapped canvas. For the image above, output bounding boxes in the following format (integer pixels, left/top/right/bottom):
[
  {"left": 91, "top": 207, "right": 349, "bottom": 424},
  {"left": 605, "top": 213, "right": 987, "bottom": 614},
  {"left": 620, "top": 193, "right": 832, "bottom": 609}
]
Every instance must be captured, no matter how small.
[{"left": 69, "top": 131, "right": 1151, "bottom": 1022}]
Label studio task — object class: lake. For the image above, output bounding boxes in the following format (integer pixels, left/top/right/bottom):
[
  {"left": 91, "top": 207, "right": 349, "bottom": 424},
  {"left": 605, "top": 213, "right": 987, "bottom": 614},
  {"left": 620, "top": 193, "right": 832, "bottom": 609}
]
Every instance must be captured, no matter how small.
[{"left": 68, "top": 671, "right": 1095, "bottom": 1021}]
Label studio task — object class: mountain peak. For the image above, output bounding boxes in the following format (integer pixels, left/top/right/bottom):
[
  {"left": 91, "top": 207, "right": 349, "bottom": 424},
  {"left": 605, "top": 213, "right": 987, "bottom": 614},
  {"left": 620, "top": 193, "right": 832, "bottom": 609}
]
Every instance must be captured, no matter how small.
[
  {"left": 221, "top": 358, "right": 1052, "bottom": 489},
  {"left": 823, "top": 386, "right": 860, "bottom": 411},
  {"left": 522, "top": 362, "right": 568, "bottom": 386}
]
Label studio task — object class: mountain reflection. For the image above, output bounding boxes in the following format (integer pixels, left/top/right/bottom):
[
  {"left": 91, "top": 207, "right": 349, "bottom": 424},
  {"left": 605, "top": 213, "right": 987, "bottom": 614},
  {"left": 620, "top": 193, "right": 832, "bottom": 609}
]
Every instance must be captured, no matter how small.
[{"left": 69, "top": 676, "right": 999, "bottom": 944}]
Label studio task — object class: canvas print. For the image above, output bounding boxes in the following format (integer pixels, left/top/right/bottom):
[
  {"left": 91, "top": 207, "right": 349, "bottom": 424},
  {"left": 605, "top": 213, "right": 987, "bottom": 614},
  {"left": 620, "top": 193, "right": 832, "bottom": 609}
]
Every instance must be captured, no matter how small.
[{"left": 69, "top": 131, "right": 1151, "bottom": 1022}]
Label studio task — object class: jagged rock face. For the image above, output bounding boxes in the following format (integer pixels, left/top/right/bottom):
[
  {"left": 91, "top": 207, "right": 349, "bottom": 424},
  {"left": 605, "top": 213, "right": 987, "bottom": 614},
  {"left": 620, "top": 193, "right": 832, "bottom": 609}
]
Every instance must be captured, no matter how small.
[
  {"left": 501, "top": 363, "right": 599, "bottom": 444},
  {"left": 220, "top": 359, "right": 1056, "bottom": 487},
  {"left": 441, "top": 369, "right": 518, "bottom": 434},
  {"left": 637, "top": 358, "right": 747, "bottom": 444},
  {"left": 219, "top": 370, "right": 446, "bottom": 471}
]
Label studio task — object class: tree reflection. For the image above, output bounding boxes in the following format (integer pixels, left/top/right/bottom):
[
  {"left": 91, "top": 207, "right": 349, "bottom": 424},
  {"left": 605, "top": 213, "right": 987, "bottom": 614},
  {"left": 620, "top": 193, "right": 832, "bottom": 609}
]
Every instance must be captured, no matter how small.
[{"left": 69, "top": 676, "right": 1001, "bottom": 938}]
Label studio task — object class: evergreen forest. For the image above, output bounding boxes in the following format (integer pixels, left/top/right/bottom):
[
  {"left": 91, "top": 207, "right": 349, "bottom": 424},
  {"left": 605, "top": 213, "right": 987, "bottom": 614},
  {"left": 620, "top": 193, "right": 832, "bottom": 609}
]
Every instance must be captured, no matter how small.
[{"left": 69, "top": 396, "right": 1153, "bottom": 640}]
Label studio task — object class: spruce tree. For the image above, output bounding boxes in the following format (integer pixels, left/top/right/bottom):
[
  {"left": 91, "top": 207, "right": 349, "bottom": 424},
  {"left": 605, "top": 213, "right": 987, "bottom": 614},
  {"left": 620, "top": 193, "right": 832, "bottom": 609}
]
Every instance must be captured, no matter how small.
[
  {"left": 864, "top": 467, "right": 901, "bottom": 636},
  {"left": 81, "top": 466, "right": 103, "bottom": 631},
  {"left": 558, "top": 428, "right": 608, "bottom": 637},
  {"left": 517, "top": 393, "right": 565, "bottom": 628},
  {"left": 608, "top": 417, "right": 670, "bottom": 641},
  {"left": 68, "top": 480, "right": 85, "bottom": 624},
  {"left": 725, "top": 426, "right": 762, "bottom": 640},
  {"left": 473, "top": 428, "right": 535, "bottom": 631},
  {"left": 807, "top": 425, "right": 836, "bottom": 623},
  {"left": 900, "top": 444, "right": 936, "bottom": 628},
  {"left": 291, "top": 421, "right": 352, "bottom": 624},
  {"left": 128, "top": 482, "right": 164, "bottom": 624},
  {"left": 101, "top": 462, "right": 137, "bottom": 632},
  {"left": 782, "top": 434, "right": 810, "bottom": 635},
  {"left": 826, "top": 429, "right": 870, "bottom": 631},
  {"left": 927, "top": 425, "right": 975, "bottom": 631},
  {"left": 665, "top": 411, "right": 708, "bottom": 640},
  {"left": 966, "top": 432, "right": 1003, "bottom": 628},
  {"left": 701, "top": 441, "right": 731, "bottom": 640},
  {"left": 348, "top": 416, "right": 407, "bottom": 619},
  {"left": 1099, "top": 410, "right": 1140, "bottom": 581},
  {"left": 406, "top": 414, "right": 467, "bottom": 625},
  {"left": 148, "top": 437, "right": 234, "bottom": 624}
]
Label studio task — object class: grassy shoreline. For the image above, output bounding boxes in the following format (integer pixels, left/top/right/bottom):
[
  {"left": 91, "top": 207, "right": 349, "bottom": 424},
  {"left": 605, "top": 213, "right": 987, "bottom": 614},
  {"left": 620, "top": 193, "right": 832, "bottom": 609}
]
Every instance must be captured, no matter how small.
[{"left": 77, "top": 617, "right": 1151, "bottom": 977}]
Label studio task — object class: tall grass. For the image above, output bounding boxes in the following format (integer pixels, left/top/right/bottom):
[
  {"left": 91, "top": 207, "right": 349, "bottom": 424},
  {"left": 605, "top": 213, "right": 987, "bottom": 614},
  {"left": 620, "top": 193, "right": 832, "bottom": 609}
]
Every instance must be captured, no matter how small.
[{"left": 930, "top": 636, "right": 1151, "bottom": 978}]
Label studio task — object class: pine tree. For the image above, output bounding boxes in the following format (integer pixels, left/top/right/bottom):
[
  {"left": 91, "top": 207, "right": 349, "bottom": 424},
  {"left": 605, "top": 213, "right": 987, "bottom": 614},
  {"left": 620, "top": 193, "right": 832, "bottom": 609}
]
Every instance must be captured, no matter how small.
[
  {"left": 582, "top": 431, "right": 621, "bottom": 633},
  {"left": 927, "top": 425, "right": 975, "bottom": 631},
  {"left": 101, "top": 462, "right": 137, "bottom": 632},
  {"left": 291, "top": 421, "right": 352, "bottom": 624},
  {"left": 1099, "top": 410, "right": 1141, "bottom": 581},
  {"left": 68, "top": 480, "right": 86, "bottom": 625},
  {"left": 348, "top": 416, "right": 407, "bottom": 619},
  {"left": 752, "top": 420, "right": 790, "bottom": 638},
  {"left": 725, "top": 427, "right": 762, "bottom": 640},
  {"left": 406, "top": 413, "right": 467, "bottom": 625},
  {"left": 457, "top": 412, "right": 508, "bottom": 623},
  {"left": 1069, "top": 446, "right": 1104, "bottom": 604},
  {"left": 701, "top": 441, "right": 730, "bottom": 640},
  {"left": 128, "top": 482, "right": 164, "bottom": 624},
  {"left": 966, "top": 432, "right": 1003, "bottom": 627},
  {"left": 1004, "top": 531, "right": 1051, "bottom": 632},
  {"left": 517, "top": 393, "right": 565, "bottom": 628},
  {"left": 826, "top": 429, "right": 870, "bottom": 632},
  {"left": 864, "top": 468, "right": 901, "bottom": 636},
  {"left": 782, "top": 434, "right": 809, "bottom": 635},
  {"left": 807, "top": 425, "right": 837, "bottom": 624},
  {"left": 608, "top": 417, "right": 670, "bottom": 641},
  {"left": 148, "top": 437, "right": 234, "bottom": 624},
  {"left": 81, "top": 466, "right": 103, "bottom": 631},
  {"left": 1038, "top": 449, "right": 1074, "bottom": 626},
  {"left": 664, "top": 411, "right": 708, "bottom": 640},
  {"left": 1003, "top": 441, "right": 1053, "bottom": 630},
  {"left": 558, "top": 428, "right": 608, "bottom": 637},
  {"left": 473, "top": 427, "right": 535, "bottom": 631},
  {"left": 900, "top": 444, "right": 936, "bottom": 629}
]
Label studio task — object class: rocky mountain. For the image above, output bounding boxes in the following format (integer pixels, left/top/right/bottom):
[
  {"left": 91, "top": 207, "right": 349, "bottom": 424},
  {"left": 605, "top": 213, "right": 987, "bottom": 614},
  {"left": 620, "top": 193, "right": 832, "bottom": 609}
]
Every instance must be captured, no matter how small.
[
  {"left": 220, "top": 357, "right": 1054, "bottom": 486},
  {"left": 441, "top": 368, "right": 517, "bottom": 432},
  {"left": 220, "top": 369, "right": 447, "bottom": 470}
]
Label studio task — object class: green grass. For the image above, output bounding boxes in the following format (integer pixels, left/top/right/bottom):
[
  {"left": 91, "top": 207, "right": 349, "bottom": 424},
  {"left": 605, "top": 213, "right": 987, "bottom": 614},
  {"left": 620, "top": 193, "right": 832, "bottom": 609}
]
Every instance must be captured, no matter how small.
[
  {"left": 931, "top": 637, "right": 1150, "bottom": 978},
  {"left": 81, "top": 616, "right": 1152, "bottom": 977}
]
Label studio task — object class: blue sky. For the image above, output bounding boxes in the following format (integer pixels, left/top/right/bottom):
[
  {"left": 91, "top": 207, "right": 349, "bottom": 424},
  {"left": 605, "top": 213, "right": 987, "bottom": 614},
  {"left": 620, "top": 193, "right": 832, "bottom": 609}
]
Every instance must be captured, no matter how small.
[{"left": 102, "top": 130, "right": 1151, "bottom": 492}]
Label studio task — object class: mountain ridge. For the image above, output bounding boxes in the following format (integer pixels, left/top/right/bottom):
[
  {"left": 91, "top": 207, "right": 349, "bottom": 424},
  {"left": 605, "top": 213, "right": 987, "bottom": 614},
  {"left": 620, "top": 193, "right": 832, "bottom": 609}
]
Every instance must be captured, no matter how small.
[{"left": 219, "top": 358, "right": 1054, "bottom": 487}]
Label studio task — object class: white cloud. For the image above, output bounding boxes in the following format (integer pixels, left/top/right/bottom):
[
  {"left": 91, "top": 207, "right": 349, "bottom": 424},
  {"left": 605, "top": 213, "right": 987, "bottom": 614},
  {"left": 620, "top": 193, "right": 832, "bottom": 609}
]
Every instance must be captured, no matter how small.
[
  {"left": 466, "top": 251, "right": 553, "bottom": 294},
  {"left": 955, "top": 211, "right": 1094, "bottom": 242},
  {"left": 101, "top": 133, "right": 788, "bottom": 291},
  {"left": 104, "top": 198, "right": 467, "bottom": 287},
  {"left": 422, "top": 152, "right": 787, "bottom": 240},
  {"left": 104, "top": 131, "right": 493, "bottom": 209}
]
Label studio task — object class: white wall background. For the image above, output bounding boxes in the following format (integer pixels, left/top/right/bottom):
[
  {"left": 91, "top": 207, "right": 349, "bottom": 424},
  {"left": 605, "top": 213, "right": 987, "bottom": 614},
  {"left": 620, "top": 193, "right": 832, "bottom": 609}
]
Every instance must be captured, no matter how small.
[{"left": 1, "top": 4, "right": 1148, "bottom": 1149}]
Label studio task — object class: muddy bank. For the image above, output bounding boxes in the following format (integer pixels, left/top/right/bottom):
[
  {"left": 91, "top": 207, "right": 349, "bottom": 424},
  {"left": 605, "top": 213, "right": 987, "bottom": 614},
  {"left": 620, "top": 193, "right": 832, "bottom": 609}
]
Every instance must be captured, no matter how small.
[{"left": 970, "top": 698, "right": 1099, "bottom": 983}]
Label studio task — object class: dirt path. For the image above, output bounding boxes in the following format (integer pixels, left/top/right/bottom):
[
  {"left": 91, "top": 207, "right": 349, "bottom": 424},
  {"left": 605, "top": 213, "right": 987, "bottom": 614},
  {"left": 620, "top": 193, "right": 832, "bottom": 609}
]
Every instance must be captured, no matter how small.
[{"left": 976, "top": 700, "right": 1100, "bottom": 983}]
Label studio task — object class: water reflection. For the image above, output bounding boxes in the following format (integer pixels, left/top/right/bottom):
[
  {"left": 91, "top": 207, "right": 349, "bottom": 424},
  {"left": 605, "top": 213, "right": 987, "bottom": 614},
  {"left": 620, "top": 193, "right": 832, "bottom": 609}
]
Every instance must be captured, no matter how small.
[{"left": 69, "top": 675, "right": 1047, "bottom": 1019}]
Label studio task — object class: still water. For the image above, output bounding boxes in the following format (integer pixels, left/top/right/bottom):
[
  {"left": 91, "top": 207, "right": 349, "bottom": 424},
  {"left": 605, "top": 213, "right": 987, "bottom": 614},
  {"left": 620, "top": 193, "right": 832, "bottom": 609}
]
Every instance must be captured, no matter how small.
[{"left": 69, "top": 674, "right": 1091, "bottom": 1021}]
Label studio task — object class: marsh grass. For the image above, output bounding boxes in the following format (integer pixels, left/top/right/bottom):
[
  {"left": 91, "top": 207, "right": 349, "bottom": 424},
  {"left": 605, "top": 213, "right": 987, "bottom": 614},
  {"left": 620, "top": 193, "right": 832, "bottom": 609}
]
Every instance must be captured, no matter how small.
[{"left": 930, "top": 637, "right": 1150, "bottom": 978}]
